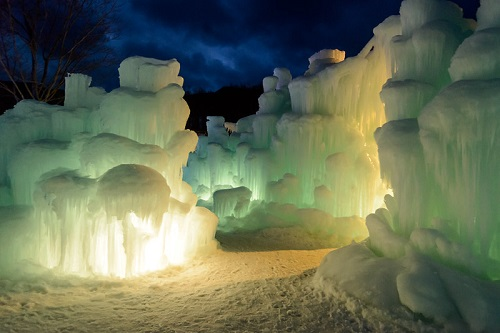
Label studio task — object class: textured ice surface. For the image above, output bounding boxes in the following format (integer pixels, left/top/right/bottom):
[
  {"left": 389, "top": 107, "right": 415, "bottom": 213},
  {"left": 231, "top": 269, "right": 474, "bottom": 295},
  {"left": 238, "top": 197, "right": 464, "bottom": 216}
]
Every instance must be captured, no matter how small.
[
  {"left": 1, "top": 0, "right": 499, "bottom": 330},
  {"left": 0, "top": 57, "right": 218, "bottom": 277},
  {"left": 317, "top": 1, "right": 500, "bottom": 331},
  {"left": 118, "top": 56, "right": 183, "bottom": 92},
  {"left": 315, "top": 241, "right": 500, "bottom": 332},
  {"left": 476, "top": 0, "right": 500, "bottom": 31},
  {"left": 305, "top": 49, "right": 345, "bottom": 75},
  {"left": 449, "top": 0, "right": 500, "bottom": 82},
  {"left": 64, "top": 73, "right": 106, "bottom": 109},
  {"left": 184, "top": 16, "right": 399, "bottom": 238}
]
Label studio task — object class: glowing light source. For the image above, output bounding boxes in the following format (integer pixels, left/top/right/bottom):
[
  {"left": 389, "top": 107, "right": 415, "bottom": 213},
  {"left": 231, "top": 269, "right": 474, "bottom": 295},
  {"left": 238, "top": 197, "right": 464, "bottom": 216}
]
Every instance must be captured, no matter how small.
[{"left": 164, "top": 218, "right": 186, "bottom": 265}]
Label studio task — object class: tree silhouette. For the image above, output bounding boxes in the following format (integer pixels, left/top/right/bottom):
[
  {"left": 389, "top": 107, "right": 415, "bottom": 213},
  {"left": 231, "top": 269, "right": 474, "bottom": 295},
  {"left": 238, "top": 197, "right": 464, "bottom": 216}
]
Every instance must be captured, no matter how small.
[{"left": 0, "top": 0, "right": 118, "bottom": 104}]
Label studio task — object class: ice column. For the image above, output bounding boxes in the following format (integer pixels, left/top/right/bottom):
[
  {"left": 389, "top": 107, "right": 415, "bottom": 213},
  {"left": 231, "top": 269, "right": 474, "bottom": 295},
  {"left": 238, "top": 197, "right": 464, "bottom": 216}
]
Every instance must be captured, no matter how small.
[
  {"left": 316, "top": 2, "right": 500, "bottom": 331},
  {"left": 377, "top": 0, "right": 474, "bottom": 235},
  {"left": 381, "top": 0, "right": 473, "bottom": 121},
  {"left": 185, "top": 17, "right": 400, "bottom": 229},
  {"left": 0, "top": 56, "right": 218, "bottom": 277},
  {"left": 418, "top": 0, "right": 500, "bottom": 263},
  {"left": 363, "top": 0, "right": 500, "bottom": 288}
]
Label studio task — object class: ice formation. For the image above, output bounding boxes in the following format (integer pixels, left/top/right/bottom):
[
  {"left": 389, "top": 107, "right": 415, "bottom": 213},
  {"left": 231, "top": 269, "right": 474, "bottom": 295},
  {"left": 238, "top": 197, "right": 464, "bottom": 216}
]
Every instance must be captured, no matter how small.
[
  {"left": 315, "top": 0, "right": 500, "bottom": 331},
  {"left": 184, "top": 18, "right": 401, "bottom": 242},
  {"left": 0, "top": 57, "right": 218, "bottom": 277},
  {"left": 1, "top": 0, "right": 499, "bottom": 330}
]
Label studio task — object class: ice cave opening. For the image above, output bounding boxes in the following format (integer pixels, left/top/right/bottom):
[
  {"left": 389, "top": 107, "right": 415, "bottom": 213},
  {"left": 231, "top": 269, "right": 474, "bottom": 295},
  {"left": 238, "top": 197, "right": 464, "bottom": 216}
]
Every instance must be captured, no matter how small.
[{"left": 1, "top": 0, "right": 500, "bottom": 331}]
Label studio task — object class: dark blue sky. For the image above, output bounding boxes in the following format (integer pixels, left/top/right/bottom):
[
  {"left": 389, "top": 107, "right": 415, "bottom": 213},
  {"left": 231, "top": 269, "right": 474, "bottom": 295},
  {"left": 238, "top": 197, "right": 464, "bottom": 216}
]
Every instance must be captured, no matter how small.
[{"left": 96, "top": 0, "right": 480, "bottom": 92}]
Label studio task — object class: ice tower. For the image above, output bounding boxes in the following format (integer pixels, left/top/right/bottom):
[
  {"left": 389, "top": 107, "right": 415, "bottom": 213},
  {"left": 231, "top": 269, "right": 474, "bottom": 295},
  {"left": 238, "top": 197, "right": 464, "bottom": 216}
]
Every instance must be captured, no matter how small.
[
  {"left": 184, "top": 18, "right": 401, "bottom": 244},
  {"left": 0, "top": 57, "right": 218, "bottom": 277},
  {"left": 315, "top": 1, "right": 500, "bottom": 331}
]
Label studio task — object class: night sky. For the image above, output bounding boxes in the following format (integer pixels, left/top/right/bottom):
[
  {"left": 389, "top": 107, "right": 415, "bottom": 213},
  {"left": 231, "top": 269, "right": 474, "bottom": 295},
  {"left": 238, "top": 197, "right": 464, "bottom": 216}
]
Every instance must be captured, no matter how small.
[{"left": 97, "top": 0, "right": 480, "bottom": 92}]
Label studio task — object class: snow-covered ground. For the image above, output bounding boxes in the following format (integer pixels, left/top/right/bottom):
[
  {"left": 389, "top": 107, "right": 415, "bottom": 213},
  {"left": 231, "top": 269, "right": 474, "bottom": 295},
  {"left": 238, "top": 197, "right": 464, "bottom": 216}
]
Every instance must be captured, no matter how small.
[{"left": 0, "top": 230, "right": 442, "bottom": 333}]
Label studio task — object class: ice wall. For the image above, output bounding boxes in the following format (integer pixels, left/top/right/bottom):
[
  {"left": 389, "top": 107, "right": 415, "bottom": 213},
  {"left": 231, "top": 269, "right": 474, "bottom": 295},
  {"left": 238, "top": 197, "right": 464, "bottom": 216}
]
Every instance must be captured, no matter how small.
[
  {"left": 316, "top": 1, "right": 500, "bottom": 331},
  {"left": 375, "top": 0, "right": 496, "bottom": 269},
  {"left": 0, "top": 57, "right": 218, "bottom": 277},
  {"left": 380, "top": 0, "right": 473, "bottom": 122},
  {"left": 184, "top": 18, "right": 400, "bottom": 242}
]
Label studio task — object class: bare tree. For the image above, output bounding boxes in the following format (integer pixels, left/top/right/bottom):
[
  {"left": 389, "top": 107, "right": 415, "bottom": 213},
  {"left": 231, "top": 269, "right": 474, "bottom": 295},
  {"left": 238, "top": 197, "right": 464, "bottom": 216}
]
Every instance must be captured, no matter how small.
[{"left": 0, "top": 0, "right": 118, "bottom": 104}]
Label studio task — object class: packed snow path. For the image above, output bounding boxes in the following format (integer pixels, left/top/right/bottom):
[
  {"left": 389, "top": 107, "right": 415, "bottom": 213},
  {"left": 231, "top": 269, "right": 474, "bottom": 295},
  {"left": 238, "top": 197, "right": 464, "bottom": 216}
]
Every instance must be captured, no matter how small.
[{"left": 0, "top": 233, "right": 441, "bottom": 333}]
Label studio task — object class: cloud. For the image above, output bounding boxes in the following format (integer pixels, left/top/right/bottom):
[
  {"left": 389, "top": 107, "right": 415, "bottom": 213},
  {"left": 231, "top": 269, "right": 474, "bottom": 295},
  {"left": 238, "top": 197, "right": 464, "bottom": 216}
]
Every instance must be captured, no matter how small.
[{"left": 101, "top": 0, "right": 479, "bottom": 92}]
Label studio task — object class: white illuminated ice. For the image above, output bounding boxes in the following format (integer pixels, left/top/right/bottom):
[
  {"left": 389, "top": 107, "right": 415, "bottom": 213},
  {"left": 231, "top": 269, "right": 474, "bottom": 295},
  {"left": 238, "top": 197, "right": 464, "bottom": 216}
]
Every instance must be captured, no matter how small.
[
  {"left": 184, "top": 17, "right": 398, "bottom": 244},
  {"left": 305, "top": 49, "right": 345, "bottom": 75},
  {"left": 315, "top": 0, "right": 500, "bottom": 331},
  {"left": 0, "top": 0, "right": 499, "bottom": 331},
  {"left": 0, "top": 57, "right": 218, "bottom": 278}
]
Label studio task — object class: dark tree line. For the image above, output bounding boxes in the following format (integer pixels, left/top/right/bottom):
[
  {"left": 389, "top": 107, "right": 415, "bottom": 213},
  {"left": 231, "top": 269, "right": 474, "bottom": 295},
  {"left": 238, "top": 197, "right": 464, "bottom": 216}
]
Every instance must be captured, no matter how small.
[{"left": 185, "top": 85, "right": 263, "bottom": 134}]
